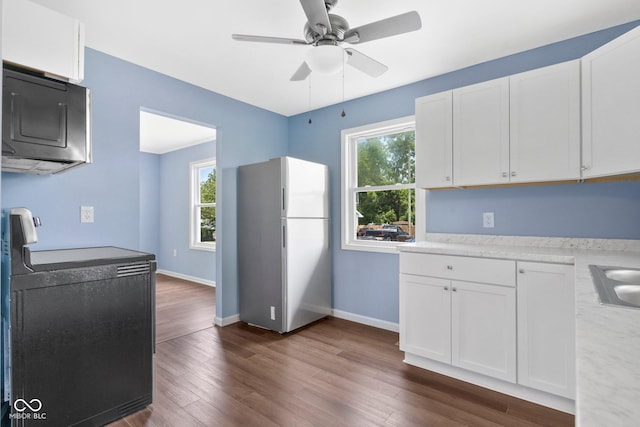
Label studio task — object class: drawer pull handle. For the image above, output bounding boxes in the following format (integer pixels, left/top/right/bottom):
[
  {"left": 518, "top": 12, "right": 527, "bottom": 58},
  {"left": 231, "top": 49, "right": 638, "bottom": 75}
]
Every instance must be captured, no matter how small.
[
  {"left": 519, "top": 269, "right": 525, "bottom": 274},
  {"left": 446, "top": 265, "right": 453, "bottom": 270},
  {"left": 444, "top": 286, "right": 449, "bottom": 291},
  {"left": 452, "top": 287, "right": 457, "bottom": 292}
]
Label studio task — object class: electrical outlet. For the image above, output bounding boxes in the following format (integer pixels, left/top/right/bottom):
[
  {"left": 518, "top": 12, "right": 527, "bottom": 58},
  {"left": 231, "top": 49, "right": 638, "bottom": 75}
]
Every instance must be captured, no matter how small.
[
  {"left": 270, "top": 306, "right": 276, "bottom": 321},
  {"left": 173, "top": 249, "right": 177, "bottom": 257},
  {"left": 483, "top": 212, "right": 495, "bottom": 228},
  {"left": 80, "top": 206, "right": 94, "bottom": 223}
]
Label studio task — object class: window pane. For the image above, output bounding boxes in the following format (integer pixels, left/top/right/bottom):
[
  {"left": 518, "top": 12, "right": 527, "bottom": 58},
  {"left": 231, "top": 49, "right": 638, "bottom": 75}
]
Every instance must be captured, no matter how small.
[
  {"left": 200, "top": 167, "right": 216, "bottom": 204},
  {"left": 357, "top": 131, "right": 415, "bottom": 187},
  {"left": 355, "top": 189, "right": 415, "bottom": 242},
  {"left": 200, "top": 206, "right": 216, "bottom": 242}
]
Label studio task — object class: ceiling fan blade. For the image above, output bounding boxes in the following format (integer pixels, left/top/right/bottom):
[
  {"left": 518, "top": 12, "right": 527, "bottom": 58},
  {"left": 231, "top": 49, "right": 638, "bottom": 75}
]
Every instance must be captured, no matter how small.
[
  {"left": 290, "top": 62, "right": 312, "bottom": 81},
  {"left": 345, "top": 48, "right": 388, "bottom": 78},
  {"left": 232, "top": 34, "right": 308, "bottom": 45},
  {"left": 299, "top": 0, "right": 332, "bottom": 34},
  {"left": 343, "top": 11, "right": 422, "bottom": 44}
]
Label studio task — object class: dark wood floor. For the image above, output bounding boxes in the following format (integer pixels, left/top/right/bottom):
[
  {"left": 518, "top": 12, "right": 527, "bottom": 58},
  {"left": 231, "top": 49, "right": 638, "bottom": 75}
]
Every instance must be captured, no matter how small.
[
  {"left": 155, "top": 274, "right": 216, "bottom": 343},
  {"left": 110, "top": 277, "right": 574, "bottom": 427}
]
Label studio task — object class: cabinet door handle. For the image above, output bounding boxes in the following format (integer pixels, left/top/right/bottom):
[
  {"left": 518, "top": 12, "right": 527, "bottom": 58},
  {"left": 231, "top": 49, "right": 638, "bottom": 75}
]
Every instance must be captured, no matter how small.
[
  {"left": 452, "top": 287, "right": 457, "bottom": 292},
  {"left": 519, "top": 269, "right": 525, "bottom": 274},
  {"left": 501, "top": 172, "right": 508, "bottom": 178},
  {"left": 445, "top": 176, "right": 451, "bottom": 181},
  {"left": 443, "top": 286, "right": 449, "bottom": 291},
  {"left": 446, "top": 265, "right": 453, "bottom": 270},
  {"left": 511, "top": 171, "right": 517, "bottom": 177}
]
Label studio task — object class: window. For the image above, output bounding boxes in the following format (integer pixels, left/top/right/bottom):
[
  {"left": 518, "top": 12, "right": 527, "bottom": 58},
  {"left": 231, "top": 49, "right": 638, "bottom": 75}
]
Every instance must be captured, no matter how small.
[
  {"left": 190, "top": 158, "right": 216, "bottom": 251},
  {"left": 341, "top": 116, "right": 417, "bottom": 253}
]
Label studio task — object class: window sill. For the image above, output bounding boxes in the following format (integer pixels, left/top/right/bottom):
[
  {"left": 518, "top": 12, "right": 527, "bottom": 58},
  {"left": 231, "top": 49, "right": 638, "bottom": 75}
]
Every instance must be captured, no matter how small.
[
  {"left": 190, "top": 243, "right": 216, "bottom": 252},
  {"left": 341, "top": 240, "right": 406, "bottom": 254}
]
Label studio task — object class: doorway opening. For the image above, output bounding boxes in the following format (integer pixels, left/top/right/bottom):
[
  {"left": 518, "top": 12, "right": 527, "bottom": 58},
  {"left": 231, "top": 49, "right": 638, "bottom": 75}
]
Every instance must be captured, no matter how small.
[{"left": 139, "top": 110, "right": 217, "bottom": 341}]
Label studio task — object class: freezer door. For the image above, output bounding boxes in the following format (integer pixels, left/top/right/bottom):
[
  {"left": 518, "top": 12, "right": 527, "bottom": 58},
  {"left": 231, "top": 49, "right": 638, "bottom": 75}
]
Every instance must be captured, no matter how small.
[
  {"left": 283, "top": 218, "right": 331, "bottom": 332},
  {"left": 282, "top": 157, "right": 329, "bottom": 219}
]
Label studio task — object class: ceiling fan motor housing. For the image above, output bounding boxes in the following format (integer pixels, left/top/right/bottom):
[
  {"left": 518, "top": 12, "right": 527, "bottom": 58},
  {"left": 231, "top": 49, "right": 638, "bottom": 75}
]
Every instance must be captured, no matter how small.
[{"left": 304, "top": 13, "right": 349, "bottom": 43}]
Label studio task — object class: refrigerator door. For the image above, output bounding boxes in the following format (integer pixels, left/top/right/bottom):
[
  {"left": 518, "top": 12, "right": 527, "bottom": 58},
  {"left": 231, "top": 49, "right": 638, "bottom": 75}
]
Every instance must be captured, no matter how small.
[
  {"left": 238, "top": 159, "right": 285, "bottom": 331},
  {"left": 283, "top": 217, "right": 331, "bottom": 332},
  {"left": 282, "top": 157, "right": 329, "bottom": 219}
]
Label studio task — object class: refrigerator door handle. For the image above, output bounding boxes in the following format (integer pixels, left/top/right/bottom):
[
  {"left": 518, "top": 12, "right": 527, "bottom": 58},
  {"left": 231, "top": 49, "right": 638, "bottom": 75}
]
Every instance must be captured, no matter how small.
[
  {"left": 282, "top": 187, "right": 286, "bottom": 213},
  {"left": 282, "top": 225, "right": 286, "bottom": 248}
]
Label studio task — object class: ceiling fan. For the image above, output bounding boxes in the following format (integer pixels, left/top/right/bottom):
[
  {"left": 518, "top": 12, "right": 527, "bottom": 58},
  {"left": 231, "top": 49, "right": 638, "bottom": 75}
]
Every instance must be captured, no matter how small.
[{"left": 232, "top": 0, "right": 422, "bottom": 81}]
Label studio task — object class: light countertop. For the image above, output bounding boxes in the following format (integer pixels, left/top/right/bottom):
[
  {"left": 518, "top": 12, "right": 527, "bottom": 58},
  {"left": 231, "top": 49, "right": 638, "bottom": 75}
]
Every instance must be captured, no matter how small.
[{"left": 398, "top": 234, "right": 640, "bottom": 427}]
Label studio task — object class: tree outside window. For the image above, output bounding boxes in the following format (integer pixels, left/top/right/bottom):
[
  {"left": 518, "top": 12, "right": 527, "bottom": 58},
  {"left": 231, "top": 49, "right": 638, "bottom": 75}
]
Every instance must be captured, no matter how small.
[
  {"left": 191, "top": 158, "right": 216, "bottom": 251},
  {"left": 342, "top": 116, "right": 416, "bottom": 252}
]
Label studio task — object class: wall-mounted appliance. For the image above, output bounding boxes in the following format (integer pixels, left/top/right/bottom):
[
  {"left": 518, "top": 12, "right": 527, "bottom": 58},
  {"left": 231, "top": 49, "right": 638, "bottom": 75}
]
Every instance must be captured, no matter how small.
[{"left": 2, "top": 65, "right": 91, "bottom": 174}]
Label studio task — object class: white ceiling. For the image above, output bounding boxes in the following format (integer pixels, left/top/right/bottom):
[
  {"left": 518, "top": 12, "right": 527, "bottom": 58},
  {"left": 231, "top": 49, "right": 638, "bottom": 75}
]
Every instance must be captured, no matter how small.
[
  {"left": 139, "top": 111, "right": 216, "bottom": 154},
  {"left": 31, "top": 0, "right": 640, "bottom": 117}
]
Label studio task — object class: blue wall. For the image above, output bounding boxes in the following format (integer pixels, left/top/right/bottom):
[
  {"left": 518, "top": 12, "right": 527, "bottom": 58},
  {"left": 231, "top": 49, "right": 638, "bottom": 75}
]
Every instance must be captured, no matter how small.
[
  {"left": 3, "top": 21, "right": 640, "bottom": 328},
  {"left": 139, "top": 152, "right": 161, "bottom": 255},
  {"left": 157, "top": 141, "right": 216, "bottom": 282},
  {"left": 288, "top": 21, "right": 640, "bottom": 325},
  {"left": 1, "top": 48, "right": 289, "bottom": 321}
]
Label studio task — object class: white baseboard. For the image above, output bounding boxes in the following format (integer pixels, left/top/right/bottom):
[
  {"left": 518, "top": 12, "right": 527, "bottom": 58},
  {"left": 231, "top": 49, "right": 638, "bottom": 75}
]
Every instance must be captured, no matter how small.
[
  {"left": 157, "top": 269, "right": 216, "bottom": 287},
  {"left": 331, "top": 309, "right": 399, "bottom": 333},
  {"left": 213, "top": 309, "right": 397, "bottom": 332},
  {"left": 214, "top": 314, "right": 240, "bottom": 327}
]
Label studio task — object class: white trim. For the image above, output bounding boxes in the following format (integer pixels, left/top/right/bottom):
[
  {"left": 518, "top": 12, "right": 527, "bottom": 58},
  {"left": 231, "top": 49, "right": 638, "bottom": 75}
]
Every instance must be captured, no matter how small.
[
  {"left": 415, "top": 188, "right": 427, "bottom": 242},
  {"left": 403, "top": 353, "right": 575, "bottom": 414},
  {"left": 190, "top": 157, "right": 217, "bottom": 251},
  {"left": 214, "top": 314, "right": 240, "bottom": 327},
  {"left": 331, "top": 309, "right": 399, "bottom": 333},
  {"left": 157, "top": 269, "right": 216, "bottom": 287},
  {"left": 341, "top": 115, "right": 418, "bottom": 253}
]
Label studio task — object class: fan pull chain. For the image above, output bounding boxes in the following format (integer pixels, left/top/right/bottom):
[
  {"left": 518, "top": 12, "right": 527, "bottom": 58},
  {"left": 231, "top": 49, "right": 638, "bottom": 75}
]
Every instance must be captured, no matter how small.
[
  {"left": 341, "top": 50, "right": 346, "bottom": 118},
  {"left": 308, "top": 75, "right": 312, "bottom": 124}
]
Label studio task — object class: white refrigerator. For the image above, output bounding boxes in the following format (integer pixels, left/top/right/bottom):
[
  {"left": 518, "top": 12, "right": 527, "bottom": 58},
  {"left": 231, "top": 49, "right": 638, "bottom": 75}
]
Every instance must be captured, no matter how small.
[{"left": 237, "top": 157, "right": 331, "bottom": 333}]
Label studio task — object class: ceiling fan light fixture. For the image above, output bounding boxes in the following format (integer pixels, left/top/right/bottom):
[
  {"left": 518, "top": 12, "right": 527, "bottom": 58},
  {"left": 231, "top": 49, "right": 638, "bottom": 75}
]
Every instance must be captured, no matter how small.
[{"left": 306, "top": 44, "right": 344, "bottom": 75}]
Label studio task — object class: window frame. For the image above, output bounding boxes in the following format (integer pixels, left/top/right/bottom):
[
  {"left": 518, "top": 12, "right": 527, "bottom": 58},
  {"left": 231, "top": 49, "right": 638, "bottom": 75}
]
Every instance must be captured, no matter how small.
[
  {"left": 341, "top": 115, "right": 421, "bottom": 253},
  {"left": 190, "top": 157, "right": 216, "bottom": 252}
]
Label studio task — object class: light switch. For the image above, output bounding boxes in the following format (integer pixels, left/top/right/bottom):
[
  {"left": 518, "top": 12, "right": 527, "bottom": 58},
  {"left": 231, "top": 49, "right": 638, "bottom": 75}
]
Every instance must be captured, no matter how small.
[{"left": 80, "top": 206, "right": 94, "bottom": 223}]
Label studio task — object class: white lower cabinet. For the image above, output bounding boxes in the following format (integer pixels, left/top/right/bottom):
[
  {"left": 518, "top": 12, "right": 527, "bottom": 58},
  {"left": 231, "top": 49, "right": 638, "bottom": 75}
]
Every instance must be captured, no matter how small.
[
  {"left": 516, "top": 261, "right": 575, "bottom": 399},
  {"left": 451, "top": 280, "right": 516, "bottom": 382},
  {"left": 400, "top": 253, "right": 516, "bottom": 382},
  {"left": 399, "top": 275, "right": 451, "bottom": 363},
  {"left": 400, "top": 252, "right": 576, "bottom": 410}
]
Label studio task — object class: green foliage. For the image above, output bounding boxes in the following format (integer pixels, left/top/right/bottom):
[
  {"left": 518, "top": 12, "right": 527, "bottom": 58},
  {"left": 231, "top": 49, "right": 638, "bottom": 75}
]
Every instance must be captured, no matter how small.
[
  {"left": 200, "top": 169, "right": 216, "bottom": 242},
  {"left": 356, "top": 131, "right": 415, "bottom": 229}
]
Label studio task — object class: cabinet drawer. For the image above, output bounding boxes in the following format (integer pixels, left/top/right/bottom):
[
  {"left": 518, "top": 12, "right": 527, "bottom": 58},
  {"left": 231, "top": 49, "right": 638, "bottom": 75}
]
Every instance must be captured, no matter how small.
[{"left": 400, "top": 252, "right": 515, "bottom": 287}]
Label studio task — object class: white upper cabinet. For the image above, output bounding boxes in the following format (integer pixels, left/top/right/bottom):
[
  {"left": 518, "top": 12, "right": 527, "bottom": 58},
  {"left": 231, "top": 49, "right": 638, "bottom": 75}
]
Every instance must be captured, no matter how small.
[
  {"left": 415, "top": 60, "right": 581, "bottom": 188},
  {"left": 453, "top": 77, "right": 510, "bottom": 186},
  {"left": 510, "top": 61, "right": 580, "bottom": 183},
  {"left": 415, "top": 92, "right": 453, "bottom": 188},
  {"left": 3, "top": 0, "right": 85, "bottom": 82},
  {"left": 582, "top": 25, "right": 640, "bottom": 178}
]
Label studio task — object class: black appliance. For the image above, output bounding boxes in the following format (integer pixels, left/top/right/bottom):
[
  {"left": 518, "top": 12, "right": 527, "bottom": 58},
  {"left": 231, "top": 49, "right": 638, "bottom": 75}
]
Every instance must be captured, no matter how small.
[
  {"left": 1, "top": 208, "right": 155, "bottom": 426},
  {"left": 2, "top": 65, "right": 91, "bottom": 174}
]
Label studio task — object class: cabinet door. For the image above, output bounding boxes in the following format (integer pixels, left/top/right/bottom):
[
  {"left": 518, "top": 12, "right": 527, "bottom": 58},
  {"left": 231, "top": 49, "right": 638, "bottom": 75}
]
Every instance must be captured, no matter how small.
[
  {"left": 517, "top": 262, "right": 575, "bottom": 399},
  {"left": 582, "top": 25, "right": 640, "bottom": 178},
  {"left": 510, "top": 61, "right": 580, "bottom": 183},
  {"left": 453, "top": 78, "right": 510, "bottom": 186},
  {"left": 451, "top": 281, "right": 516, "bottom": 382},
  {"left": 415, "top": 92, "right": 453, "bottom": 188},
  {"left": 3, "top": 0, "right": 85, "bottom": 82},
  {"left": 399, "top": 274, "right": 451, "bottom": 363}
]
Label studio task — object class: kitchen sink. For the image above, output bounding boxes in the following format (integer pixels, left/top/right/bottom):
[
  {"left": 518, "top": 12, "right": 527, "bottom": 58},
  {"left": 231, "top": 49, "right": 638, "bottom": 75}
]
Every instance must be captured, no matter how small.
[
  {"left": 604, "top": 269, "right": 640, "bottom": 285},
  {"left": 590, "top": 265, "right": 640, "bottom": 309}
]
